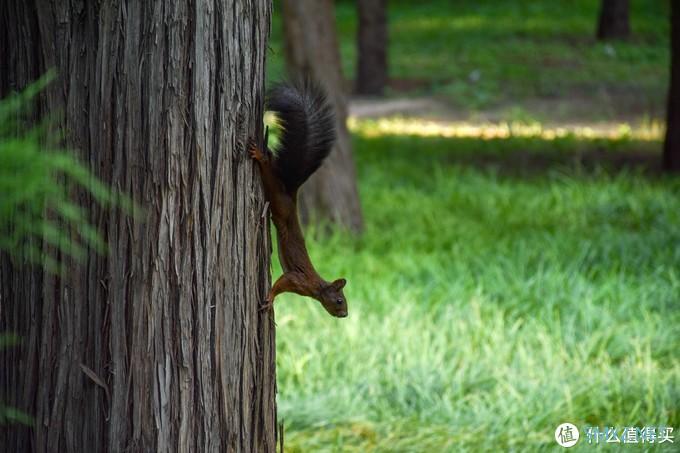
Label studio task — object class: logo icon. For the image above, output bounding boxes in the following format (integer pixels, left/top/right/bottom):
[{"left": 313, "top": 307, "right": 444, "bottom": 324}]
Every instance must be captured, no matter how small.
[{"left": 555, "top": 422, "right": 580, "bottom": 448}]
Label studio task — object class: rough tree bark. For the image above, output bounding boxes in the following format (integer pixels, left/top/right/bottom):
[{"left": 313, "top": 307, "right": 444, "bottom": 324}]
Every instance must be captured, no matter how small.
[
  {"left": 356, "top": 0, "right": 388, "bottom": 96},
  {"left": 0, "top": 1, "right": 276, "bottom": 452},
  {"left": 665, "top": 0, "right": 680, "bottom": 172},
  {"left": 597, "top": 0, "right": 631, "bottom": 40},
  {"left": 280, "top": 0, "right": 364, "bottom": 233}
]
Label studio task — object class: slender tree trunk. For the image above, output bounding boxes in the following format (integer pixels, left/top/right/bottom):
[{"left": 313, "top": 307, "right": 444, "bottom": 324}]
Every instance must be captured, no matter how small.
[
  {"left": 281, "top": 0, "right": 364, "bottom": 233},
  {"left": 0, "top": 1, "right": 277, "bottom": 452},
  {"left": 665, "top": 0, "right": 680, "bottom": 172},
  {"left": 597, "top": 0, "right": 630, "bottom": 40},
  {"left": 356, "top": 0, "right": 388, "bottom": 96}
]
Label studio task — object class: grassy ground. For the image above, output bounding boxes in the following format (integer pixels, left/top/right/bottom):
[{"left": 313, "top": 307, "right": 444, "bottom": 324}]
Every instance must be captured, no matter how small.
[
  {"left": 274, "top": 124, "right": 679, "bottom": 452},
  {"left": 269, "top": 1, "right": 678, "bottom": 451}
]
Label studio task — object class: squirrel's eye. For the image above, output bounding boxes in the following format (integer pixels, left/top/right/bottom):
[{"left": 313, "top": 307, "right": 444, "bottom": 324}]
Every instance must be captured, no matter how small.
[{"left": 336, "top": 298, "right": 343, "bottom": 305}]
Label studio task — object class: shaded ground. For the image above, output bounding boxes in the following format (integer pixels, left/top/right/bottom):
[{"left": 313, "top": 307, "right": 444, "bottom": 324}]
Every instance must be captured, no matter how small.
[{"left": 444, "top": 146, "right": 664, "bottom": 175}]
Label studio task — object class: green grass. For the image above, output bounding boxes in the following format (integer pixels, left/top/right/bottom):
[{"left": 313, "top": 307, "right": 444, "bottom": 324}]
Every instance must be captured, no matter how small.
[
  {"left": 273, "top": 125, "right": 679, "bottom": 451},
  {"left": 269, "top": 0, "right": 669, "bottom": 114},
  {"left": 269, "top": 1, "right": 678, "bottom": 450}
]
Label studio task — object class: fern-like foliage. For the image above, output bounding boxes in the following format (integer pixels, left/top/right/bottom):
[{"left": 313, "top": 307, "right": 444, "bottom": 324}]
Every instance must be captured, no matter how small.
[{"left": 0, "top": 71, "right": 131, "bottom": 272}]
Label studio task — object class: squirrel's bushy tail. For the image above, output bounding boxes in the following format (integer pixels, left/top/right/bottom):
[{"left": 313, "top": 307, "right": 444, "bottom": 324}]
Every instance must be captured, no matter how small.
[{"left": 267, "top": 79, "right": 336, "bottom": 194}]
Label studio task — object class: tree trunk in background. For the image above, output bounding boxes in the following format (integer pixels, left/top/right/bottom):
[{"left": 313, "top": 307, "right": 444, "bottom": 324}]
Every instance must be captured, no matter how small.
[
  {"left": 356, "top": 0, "right": 388, "bottom": 96},
  {"left": 281, "top": 0, "right": 364, "bottom": 233},
  {"left": 596, "top": 0, "right": 630, "bottom": 40},
  {"left": 0, "top": 1, "right": 276, "bottom": 452},
  {"left": 664, "top": 0, "right": 680, "bottom": 172}
]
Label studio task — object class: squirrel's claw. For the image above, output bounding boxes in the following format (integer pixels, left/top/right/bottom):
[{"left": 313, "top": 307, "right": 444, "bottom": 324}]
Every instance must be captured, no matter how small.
[
  {"left": 248, "top": 140, "right": 265, "bottom": 162},
  {"left": 259, "top": 298, "right": 274, "bottom": 312}
]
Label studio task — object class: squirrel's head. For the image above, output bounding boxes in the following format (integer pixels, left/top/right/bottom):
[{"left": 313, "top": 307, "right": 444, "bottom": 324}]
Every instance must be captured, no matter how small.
[{"left": 318, "top": 278, "right": 348, "bottom": 318}]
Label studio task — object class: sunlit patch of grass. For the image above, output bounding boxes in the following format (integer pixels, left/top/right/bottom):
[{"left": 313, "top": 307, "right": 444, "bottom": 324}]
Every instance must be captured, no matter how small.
[
  {"left": 348, "top": 116, "right": 665, "bottom": 142},
  {"left": 274, "top": 126, "right": 680, "bottom": 451}
]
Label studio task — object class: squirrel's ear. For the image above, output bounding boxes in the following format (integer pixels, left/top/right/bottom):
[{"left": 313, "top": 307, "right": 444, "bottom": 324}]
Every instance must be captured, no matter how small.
[{"left": 331, "top": 278, "right": 346, "bottom": 290}]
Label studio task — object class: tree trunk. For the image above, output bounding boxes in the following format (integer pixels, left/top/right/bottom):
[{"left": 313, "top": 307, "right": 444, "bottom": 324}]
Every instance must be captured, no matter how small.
[
  {"left": 596, "top": 0, "right": 630, "bottom": 40},
  {"left": 665, "top": 0, "right": 680, "bottom": 172},
  {"left": 356, "top": 0, "right": 388, "bottom": 96},
  {"left": 0, "top": 1, "right": 276, "bottom": 452},
  {"left": 281, "top": 0, "right": 364, "bottom": 233}
]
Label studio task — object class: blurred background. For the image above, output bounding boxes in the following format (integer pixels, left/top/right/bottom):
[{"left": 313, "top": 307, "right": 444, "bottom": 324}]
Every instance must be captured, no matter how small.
[{"left": 269, "top": 0, "right": 679, "bottom": 451}]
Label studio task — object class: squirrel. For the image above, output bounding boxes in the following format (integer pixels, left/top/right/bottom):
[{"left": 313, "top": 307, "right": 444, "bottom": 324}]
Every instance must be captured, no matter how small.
[{"left": 249, "top": 79, "right": 348, "bottom": 318}]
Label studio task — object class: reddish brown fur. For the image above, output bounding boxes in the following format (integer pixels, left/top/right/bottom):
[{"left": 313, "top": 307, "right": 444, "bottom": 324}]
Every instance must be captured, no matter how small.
[{"left": 249, "top": 142, "right": 348, "bottom": 317}]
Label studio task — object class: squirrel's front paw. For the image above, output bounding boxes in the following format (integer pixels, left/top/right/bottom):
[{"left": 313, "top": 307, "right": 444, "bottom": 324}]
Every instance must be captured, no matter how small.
[{"left": 248, "top": 140, "right": 264, "bottom": 161}]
